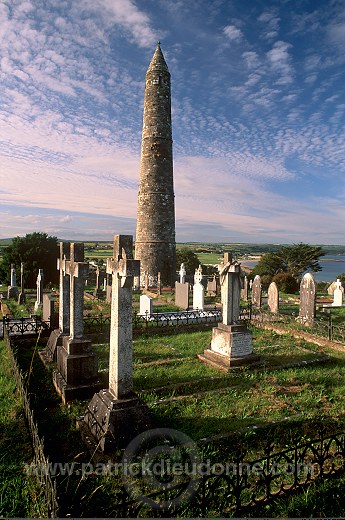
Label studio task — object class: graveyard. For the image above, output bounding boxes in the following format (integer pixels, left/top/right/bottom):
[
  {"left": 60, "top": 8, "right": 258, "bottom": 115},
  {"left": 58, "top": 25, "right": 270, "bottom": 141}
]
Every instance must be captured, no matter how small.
[{"left": 2, "top": 243, "right": 345, "bottom": 517}]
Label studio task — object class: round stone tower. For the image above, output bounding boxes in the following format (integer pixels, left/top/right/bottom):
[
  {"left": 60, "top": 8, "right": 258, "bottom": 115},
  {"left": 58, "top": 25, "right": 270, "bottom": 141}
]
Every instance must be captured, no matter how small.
[{"left": 135, "top": 43, "right": 176, "bottom": 287}]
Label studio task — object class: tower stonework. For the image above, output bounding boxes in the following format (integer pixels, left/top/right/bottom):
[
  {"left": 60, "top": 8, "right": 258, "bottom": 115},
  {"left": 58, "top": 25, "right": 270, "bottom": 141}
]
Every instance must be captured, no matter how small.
[{"left": 135, "top": 43, "right": 176, "bottom": 287}]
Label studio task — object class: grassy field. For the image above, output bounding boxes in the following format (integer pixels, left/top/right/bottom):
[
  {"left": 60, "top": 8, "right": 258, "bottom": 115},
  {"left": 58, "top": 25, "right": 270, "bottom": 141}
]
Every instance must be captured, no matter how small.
[{"left": 0, "top": 340, "right": 47, "bottom": 517}]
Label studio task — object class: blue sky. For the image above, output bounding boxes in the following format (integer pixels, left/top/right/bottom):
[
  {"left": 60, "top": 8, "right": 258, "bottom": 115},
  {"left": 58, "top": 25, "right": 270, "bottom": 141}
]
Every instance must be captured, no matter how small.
[{"left": 1, "top": 0, "right": 345, "bottom": 244}]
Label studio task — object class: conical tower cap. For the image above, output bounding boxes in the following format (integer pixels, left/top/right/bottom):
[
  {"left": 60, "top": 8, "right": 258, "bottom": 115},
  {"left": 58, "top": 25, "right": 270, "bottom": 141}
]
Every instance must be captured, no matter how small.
[{"left": 147, "top": 42, "right": 169, "bottom": 73}]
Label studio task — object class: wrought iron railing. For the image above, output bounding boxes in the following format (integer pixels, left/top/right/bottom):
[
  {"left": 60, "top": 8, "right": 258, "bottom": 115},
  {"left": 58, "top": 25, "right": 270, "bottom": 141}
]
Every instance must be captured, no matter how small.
[
  {"left": 106, "top": 426, "right": 345, "bottom": 517},
  {"left": 1, "top": 315, "right": 51, "bottom": 338}
]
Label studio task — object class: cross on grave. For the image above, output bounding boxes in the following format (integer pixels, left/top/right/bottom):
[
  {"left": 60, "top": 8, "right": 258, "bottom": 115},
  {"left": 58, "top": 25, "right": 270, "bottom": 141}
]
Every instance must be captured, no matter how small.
[
  {"left": 82, "top": 235, "right": 153, "bottom": 452},
  {"left": 106, "top": 235, "right": 140, "bottom": 398},
  {"left": 218, "top": 252, "right": 241, "bottom": 325},
  {"left": 179, "top": 263, "right": 186, "bottom": 284},
  {"left": 58, "top": 242, "right": 70, "bottom": 333},
  {"left": 65, "top": 243, "right": 88, "bottom": 339}
]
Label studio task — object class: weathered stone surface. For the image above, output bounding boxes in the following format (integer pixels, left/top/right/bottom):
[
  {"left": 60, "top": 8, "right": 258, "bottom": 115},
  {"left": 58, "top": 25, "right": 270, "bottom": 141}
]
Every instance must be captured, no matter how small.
[
  {"left": 299, "top": 272, "right": 316, "bottom": 324},
  {"left": 175, "top": 281, "right": 189, "bottom": 309},
  {"left": 82, "top": 235, "right": 152, "bottom": 452},
  {"left": 135, "top": 43, "right": 176, "bottom": 287},
  {"left": 268, "top": 281, "right": 279, "bottom": 314},
  {"left": 251, "top": 275, "right": 262, "bottom": 308},
  {"left": 42, "top": 293, "right": 57, "bottom": 328},
  {"left": 207, "top": 275, "right": 217, "bottom": 296}
]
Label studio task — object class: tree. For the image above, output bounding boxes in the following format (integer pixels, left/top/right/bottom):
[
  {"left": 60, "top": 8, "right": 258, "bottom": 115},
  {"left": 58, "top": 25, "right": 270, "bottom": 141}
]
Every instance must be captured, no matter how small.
[
  {"left": 251, "top": 243, "right": 325, "bottom": 282},
  {"left": 176, "top": 248, "right": 200, "bottom": 275},
  {"left": 0, "top": 232, "right": 59, "bottom": 288}
]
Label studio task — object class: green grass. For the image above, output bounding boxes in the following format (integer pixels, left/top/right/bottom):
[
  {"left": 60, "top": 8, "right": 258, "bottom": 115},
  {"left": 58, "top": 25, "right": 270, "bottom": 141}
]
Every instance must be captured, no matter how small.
[{"left": 0, "top": 340, "right": 47, "bottom": 517}]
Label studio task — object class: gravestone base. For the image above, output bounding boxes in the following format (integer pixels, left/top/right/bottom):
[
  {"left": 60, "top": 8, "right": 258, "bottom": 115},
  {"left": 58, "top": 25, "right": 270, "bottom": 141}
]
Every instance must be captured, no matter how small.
[
  {"left": 198, "top": 323, "right": 260, "bottom": 372},
  {"left": 7, "top": 286, "right": 19, "bottom": 300},
  {"left": 39, "top": 329, "right": 68, "bottom": 366},
  {"left": 53, "top": 336, "right": 101, "bottom": 404},
  {"left": 81, "top": 389, "right": 154, "bottom": 453}
]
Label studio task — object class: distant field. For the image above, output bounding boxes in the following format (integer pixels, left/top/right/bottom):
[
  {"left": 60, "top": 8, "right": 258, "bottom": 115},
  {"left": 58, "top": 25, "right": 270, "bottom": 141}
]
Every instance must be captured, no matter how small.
[{"left": 196, "top": 252, "right": 223, "bottom": 264}]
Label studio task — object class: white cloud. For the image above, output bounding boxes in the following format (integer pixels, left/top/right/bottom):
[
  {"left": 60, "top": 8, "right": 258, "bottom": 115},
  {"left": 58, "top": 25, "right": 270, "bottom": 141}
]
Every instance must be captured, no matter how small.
[{"left": 223, "top": 25, "right": 243, "bottom": 42}]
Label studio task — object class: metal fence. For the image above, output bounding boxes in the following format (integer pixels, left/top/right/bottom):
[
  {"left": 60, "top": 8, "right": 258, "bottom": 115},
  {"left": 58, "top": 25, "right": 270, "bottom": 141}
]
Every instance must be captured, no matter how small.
[
  {"left": 1, "top": 315, "right": 50, "bottom": 339},
  {"left": 251, "top": 307, "right": 345, "bottom": 342},
  {"left": 107, "top": 425, "right": 345, "bottom": 517},
  {"left": 3, "top": 327, "right": 58, "bottom": 517}
]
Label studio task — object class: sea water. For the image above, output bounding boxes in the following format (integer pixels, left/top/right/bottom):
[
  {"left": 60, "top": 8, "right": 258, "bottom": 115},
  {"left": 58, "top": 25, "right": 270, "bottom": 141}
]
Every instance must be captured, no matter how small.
[{"left": 240, "top": 255, "right": 345, "bottom": 282}]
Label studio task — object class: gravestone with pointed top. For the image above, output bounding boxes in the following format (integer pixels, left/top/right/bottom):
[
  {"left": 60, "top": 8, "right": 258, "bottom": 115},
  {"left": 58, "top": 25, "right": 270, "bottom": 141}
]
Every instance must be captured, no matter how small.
[
  {"left": 53, "top": 242, "right": 100, "bottom": 403},
  {"left": 299, "top": 272, "right": 316, "bottom": 325},
  {"left": 82, "top": 235, "right": 153, "bottom": 452},
  {"left": 268, "top": 281, "right": 279, "bottom": 314},
  {"left": 198, "top": 252, "right": 258, "bottom": 371}
]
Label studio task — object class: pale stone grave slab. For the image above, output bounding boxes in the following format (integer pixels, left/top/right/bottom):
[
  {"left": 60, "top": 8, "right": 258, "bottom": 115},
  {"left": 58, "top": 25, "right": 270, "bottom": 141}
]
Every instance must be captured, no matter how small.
[
  {"left": 251, "top": 275, "right": 262, "bottom": 308},
  {"left": 299, "top": 272, "right": 316, "bottom": 325},
  {"left": 268, "top": 281, "right": 279, "bottom": 314},
  {"left": 175, "top": 281, "right": 189, "bottom": 310},
  {"left": 139, "top": 294, "right": 153, "bottom": 317}
]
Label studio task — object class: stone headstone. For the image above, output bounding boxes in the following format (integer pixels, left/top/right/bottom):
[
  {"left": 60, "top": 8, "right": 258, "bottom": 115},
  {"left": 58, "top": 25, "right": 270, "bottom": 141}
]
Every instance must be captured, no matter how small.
[
  {"left": 83, "top": 235, "right": 152, "bottom": 452},
  {"left": 53, "top": 242, "right": 100, "bottom": 403},
  {"left": 193, "top": 265, "right": 204, "bottom": 310},
  {"left": 251, "top": 275, "right": 262, "bottom": 308},
  {"left": 106, "top": 273, "right": 112, "bottom": 304},
  {"left": 198, "top": 252, "right": 258, "bottom": 371},
  {"left": 175, "top": 281, "right": 189, "bottom": 310},
  {"left": 157, "top": 271, "right": 162, "bottom": 296},
  {"left": 139, "top": 294, "right": 153, "bottom": 317},
  {"left": 34, "top": 269, "right": 44, "bottom": 313},
  {"left": 327, "top": 281, "right": 337, "bottom": 296},
  {"left": 179, "top": 263, "right": 186, "bottom": 284},
  {"left": 299, "top": 272, "right": 316, "bottom": 325},
  {"left": 332, "top": 279, "right": 343, "bottom": 307},
  {"left": 268, "top": 281, "right": 279, "bottom": 314},
  {"left": 207, "top": 275, "right": 217, "bottom": 297},
  {"left": 42, "top": 293, "right": 58, "bottom": 329},
  {"left": 7, "top": 264, "right": 19, "bottom": 299}
]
